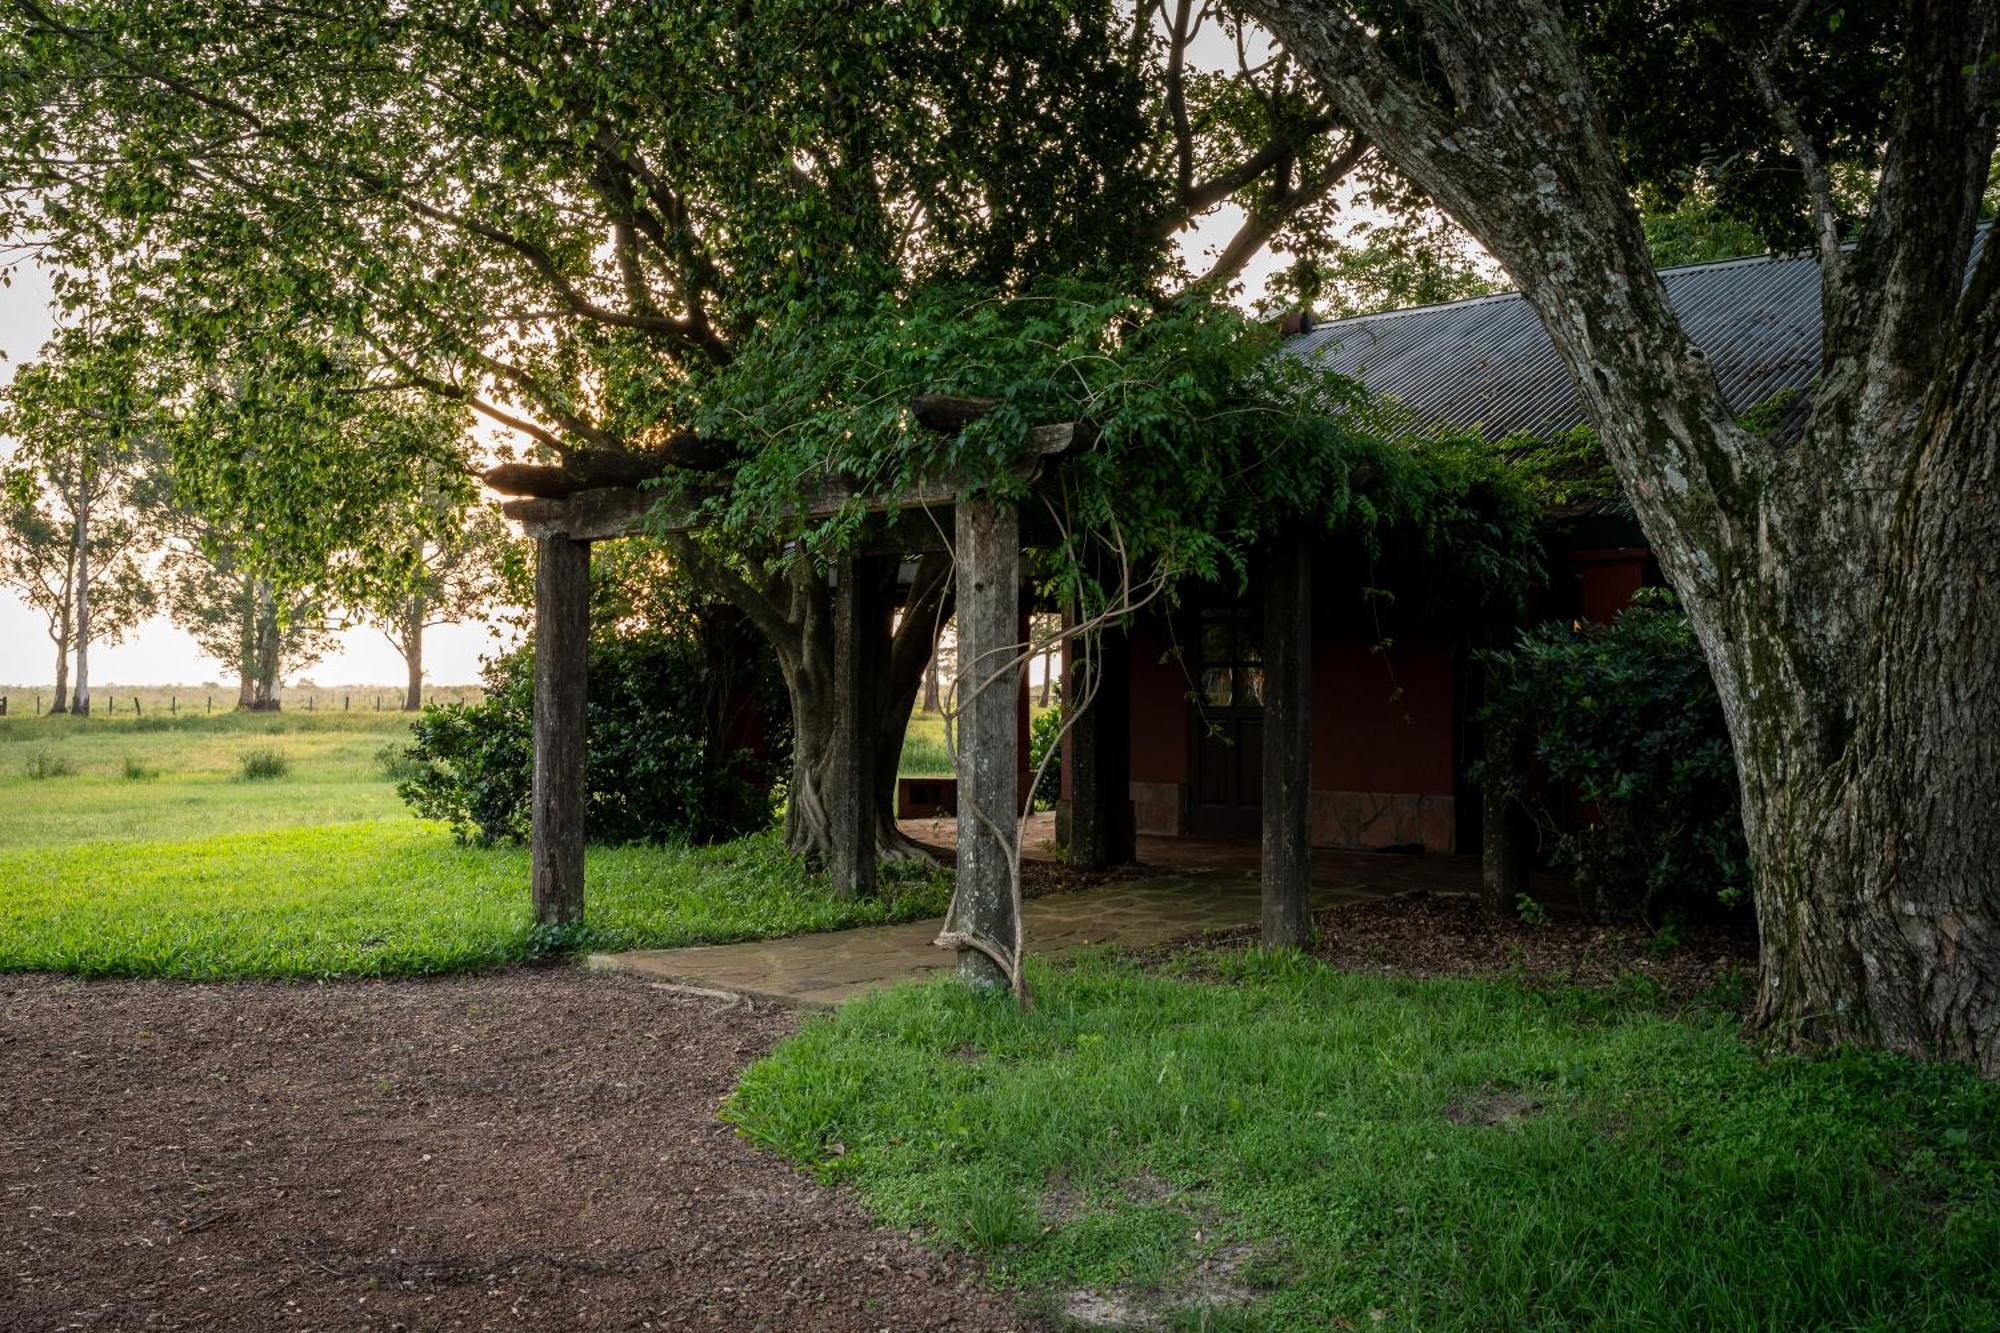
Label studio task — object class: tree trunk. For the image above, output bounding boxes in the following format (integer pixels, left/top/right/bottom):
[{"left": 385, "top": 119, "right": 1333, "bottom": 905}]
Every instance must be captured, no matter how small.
[
  {"left": 775, "top": 550, "right": 952, "bottom": 866},
  {"left": 1727, "top": 249, "right": 2000, "bottom": 1074},
  {"left": 248, "top": 579, "right": 281, "bottom": 709},
  {"left": 1247, "top": 0, "right": 2000, "bottom": 1072},
  {"left": 236, "top": 573, "right": 257, "bottom": 709},
  {"left": 923, "top": 649, "right": 942, "bottom": 713},
  {"left": 70, "top": 497, "right": 90, "bottom": 716},
  {"left": 49, "top": 599, "right": 71, "bottom": 716},
  {"left": 403, "top": 596, "right": 426, "bottom": 711}
]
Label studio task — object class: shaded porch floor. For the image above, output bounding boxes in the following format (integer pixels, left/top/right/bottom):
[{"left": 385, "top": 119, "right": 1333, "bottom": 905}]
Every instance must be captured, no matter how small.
[{"left": 589, "top": 814, "right": 1482, "bottom": 1007}]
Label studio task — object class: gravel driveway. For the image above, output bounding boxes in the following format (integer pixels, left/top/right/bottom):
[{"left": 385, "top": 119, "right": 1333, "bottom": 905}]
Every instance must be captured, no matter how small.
[{"left": 0, "top": 970, "right": 1024, "bottom": 1331}]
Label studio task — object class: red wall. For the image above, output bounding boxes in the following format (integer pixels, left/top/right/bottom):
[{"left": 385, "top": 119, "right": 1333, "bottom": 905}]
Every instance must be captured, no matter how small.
[
  {"left": 1120, "top": 612, "right": 1454, "bottom": 797},
  {"left": 1308, "top": 637, "right": 1455, "bottom": 796},
  {"left": 1127, "top": 617, "right": 1189, "bottom": 784},
  {"left": 1570, "top": 548, "right": 1650, "bottom": 623}
]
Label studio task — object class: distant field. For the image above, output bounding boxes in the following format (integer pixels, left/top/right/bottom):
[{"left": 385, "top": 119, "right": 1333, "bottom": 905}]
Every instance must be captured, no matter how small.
[
  {"left": 0, "top": 707, "right": 952, "bottom": 979},
  {"left": 0, "top": 683, "right": 483, "bottom": 718}
]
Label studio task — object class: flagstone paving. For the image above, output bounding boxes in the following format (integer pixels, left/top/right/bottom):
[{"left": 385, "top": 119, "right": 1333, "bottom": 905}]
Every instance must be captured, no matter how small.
[{"left": 591, "top": 822, "right": 1485, "bottom": 1007}]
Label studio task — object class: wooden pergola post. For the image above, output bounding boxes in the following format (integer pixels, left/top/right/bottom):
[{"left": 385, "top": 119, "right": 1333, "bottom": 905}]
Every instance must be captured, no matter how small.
[
  {"left": 1261, "top": 531, "right": 1313, "bottom": 948},
  {"left": 830, "top": 552, "right": 879, "bottom": 897},
  {"left": 953, "top": 496, "right": 1021, "bottom": 988},
  {"left": 1066, "top": 616, "right": 1135, "bottom": 869},
  {"left": 532, "top": 535, "right": 591, "bottom": 927}
]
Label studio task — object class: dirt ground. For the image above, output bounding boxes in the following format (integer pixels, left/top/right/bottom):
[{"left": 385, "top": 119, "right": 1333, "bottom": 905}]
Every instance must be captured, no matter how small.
[
  {"left": 0, "top": 969, "right": 1024, "bottom": 1333},
  {"left": 1167, "top": 890, "right": 1759, "bottom": 1008}
]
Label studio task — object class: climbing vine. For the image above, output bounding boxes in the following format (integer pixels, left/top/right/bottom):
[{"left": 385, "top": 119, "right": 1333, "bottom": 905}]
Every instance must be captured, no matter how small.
[
  {"left": 661, "top": 282, "right": 1544, "bottom": 611},
  {"left": 646, "top": 282, "right": 1546, "bottom": 1001}
]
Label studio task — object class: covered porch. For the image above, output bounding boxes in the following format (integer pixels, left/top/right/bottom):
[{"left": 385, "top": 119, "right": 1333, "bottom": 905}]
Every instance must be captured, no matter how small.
[{"left": 496, "top": 396, "right": 1519, "bottom": 994}]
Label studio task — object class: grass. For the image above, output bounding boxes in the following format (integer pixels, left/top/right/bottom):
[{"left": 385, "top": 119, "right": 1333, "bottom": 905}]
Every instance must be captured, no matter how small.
[
  {"left": 901, "top": 710, "right": 953, "bottom": 775},
  {"left": 900, "top": 706, "right": 1054, "bottom": 778},
  {"left": 22, "top": 748, "right": 76, "bottom": 779},
  {"left": 238, "top": 745, "right": 292, "bottom": 780},
  {"left": 726, "top": 951, "right": 2000, "bottom": 1331},
  {"left": 0, "top": 710, "right": 952, "bottom": 979}
]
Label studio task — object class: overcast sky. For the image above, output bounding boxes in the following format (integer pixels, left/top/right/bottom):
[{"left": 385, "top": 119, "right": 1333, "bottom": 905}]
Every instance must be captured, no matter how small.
[{"left": 0, "top": 186, "right": 1291, "bottom": 690}]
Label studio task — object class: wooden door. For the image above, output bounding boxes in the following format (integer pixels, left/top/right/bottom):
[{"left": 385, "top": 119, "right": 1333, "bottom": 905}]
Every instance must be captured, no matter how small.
[{"left": 1188, "top": 605, "right": 1265, "bottom": 838}]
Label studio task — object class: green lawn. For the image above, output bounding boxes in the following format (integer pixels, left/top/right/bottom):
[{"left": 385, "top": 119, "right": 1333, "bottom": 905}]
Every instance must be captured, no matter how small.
[
  {"left": 0, "top": 710, "right": 949, "bottom": 979},
  {"left": 727, "top": 952, "right": 2000, "bottom": 1332}
]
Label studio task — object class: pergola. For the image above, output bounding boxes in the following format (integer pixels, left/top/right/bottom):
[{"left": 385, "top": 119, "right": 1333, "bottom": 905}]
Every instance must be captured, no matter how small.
[{"left": 496, "top": 404, "right": 1318, "bottom": 980}]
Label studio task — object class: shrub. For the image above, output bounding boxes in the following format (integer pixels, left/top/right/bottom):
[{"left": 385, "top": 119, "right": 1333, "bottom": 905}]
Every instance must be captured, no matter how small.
[
  {"left": 238, "top": 747, "right": 291, "bottom": 781},
  {"left": 1027, "top": 701, "right": 1063, "bottom": 811},
  {"left": 1476, "top": 590, "right": 1747, "bottom": 921},
  {"left": 398, "top": 615, "right": 788, "bottom": 848},
  {"left": 23, "top": 749, "right": 75, "bottom": 779},
  {"left": 122, "top": 756, "right": 159, "bottom": 781}
]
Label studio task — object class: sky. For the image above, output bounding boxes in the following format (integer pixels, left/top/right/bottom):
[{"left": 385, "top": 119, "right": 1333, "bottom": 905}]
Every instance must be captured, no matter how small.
[{"left": 0, "top": 113, "right": 1298, "bottom": 689}]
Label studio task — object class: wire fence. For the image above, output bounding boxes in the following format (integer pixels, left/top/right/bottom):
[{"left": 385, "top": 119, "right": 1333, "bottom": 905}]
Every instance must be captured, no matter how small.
[{"left": 0, "top": 685, "right": 485, "bottom": 719}]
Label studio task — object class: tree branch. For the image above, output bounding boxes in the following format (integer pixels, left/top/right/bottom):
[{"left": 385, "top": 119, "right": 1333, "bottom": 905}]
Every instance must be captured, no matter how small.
[
  {"left": 1735, "top": 2, "right": 1846, "bottom": 276},
  {"left": 660, "top": 532, "right": 799, "bottom": 654}
]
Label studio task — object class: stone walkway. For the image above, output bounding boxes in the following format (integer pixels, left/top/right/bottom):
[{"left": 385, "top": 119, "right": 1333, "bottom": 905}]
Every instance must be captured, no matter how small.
[
  {"left": 592, "top": 823, "right": 1483, "bottom": 1008},
  {"left": 592, "top": 873, "right": 1272, "bottom": 1007}
]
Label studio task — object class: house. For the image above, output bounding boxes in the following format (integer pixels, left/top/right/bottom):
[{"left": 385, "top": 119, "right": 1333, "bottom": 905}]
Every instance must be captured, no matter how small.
[{"left": 1059, "top": 243, "right": 1841, "bottom": 864}]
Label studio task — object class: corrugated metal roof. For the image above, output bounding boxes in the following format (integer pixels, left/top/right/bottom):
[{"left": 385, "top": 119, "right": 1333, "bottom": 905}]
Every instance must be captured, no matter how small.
[{"left": 1283, "top": 226, "right": 1990, "bottom": 442}]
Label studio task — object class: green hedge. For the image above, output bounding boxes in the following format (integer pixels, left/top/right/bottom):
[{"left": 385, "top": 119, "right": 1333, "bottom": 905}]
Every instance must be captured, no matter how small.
[
  {"left": 397, "top": 622, "right": 787, "bottom": 847},
  {"left": 1477, "top": 591, "right": 1748, "bottom": 920}
]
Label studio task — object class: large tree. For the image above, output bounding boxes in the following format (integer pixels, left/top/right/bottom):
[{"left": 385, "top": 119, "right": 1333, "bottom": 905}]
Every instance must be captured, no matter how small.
[
  {"left": 358, "top": 501, "right": 514, "bottom": 710},
  {"left": 0, "top": 0, "right": 1383, "bottom": 866},
  {"left": 1242, "top": 0, "right": 2000, "bottom": 1072},
  {"left": 161, "top": 528, "right": 339, "bottom": 709},
  {"left": 0, "top": 324, "right": 161, "bottom": 713}
]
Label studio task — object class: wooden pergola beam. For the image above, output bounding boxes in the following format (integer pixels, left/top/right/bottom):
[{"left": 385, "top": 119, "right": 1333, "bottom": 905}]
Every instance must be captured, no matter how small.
[{"left": 501, "top": 422, "right": 1085, "bottom": 542}]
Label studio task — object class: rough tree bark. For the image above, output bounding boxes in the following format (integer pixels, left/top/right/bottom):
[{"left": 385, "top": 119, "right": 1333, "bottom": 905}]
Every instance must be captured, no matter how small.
[
  {"left": 402, "top": 596, "right": 427, "bottom": 711},
  {"left": 1246, "top": 0, "right": 2000, "bottom": 1071},
  {"left": 668, "top": 535, "right": 954, "bottom": 870}
]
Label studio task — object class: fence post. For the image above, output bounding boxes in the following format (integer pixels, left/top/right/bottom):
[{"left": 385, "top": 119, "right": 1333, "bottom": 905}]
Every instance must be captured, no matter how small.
[{"left": 133, "top": 696, "right": 142, "bottom": 717}]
